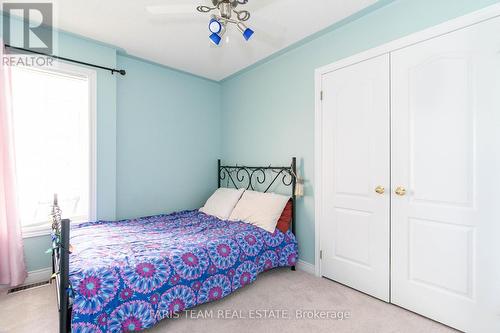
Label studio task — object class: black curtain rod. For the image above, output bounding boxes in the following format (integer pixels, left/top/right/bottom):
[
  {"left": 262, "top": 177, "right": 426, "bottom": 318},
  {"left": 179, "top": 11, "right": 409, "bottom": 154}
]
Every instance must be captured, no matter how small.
[{"left": 4, "top": 44, "right": 126, "bottom": 76}]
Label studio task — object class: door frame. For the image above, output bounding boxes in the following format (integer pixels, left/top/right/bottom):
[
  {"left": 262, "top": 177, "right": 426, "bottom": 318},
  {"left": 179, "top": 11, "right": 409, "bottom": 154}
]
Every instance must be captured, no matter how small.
[{"left": 314, "top": 3, "right": 500, "bottom": 277}]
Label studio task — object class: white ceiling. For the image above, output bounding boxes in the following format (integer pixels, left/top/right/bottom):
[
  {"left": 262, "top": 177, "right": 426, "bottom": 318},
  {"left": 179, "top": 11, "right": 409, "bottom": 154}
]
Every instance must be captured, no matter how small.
[{"left": 48, "top": 0, "right": 377, "bottom": 81}]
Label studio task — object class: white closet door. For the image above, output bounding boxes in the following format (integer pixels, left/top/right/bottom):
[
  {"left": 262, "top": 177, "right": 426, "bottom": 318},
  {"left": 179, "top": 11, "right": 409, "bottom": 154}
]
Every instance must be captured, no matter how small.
[
  {"left": 391, "top": 16, "right": 500, "bottom": 332},
  {"left": 320, "top": 54, "right": 390, "bottom": 301}
]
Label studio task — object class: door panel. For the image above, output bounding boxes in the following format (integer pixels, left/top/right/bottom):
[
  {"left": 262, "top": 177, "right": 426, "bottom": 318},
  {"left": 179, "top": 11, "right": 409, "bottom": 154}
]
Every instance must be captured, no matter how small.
[
  {"left": 391, "top": 16, "right": 500, "bottom": 333},
  {"left": 320, "top": 54, "right": 390, "bottom": 301},
  {"left": 409, "top": 57, "right": 474, "bottom": 206}
]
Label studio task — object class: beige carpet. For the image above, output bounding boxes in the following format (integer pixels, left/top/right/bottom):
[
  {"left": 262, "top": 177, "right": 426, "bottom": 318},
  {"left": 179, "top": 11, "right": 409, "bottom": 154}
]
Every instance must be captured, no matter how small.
[{"left": 0, "top": 269, "right": 457, "bottom": 333}]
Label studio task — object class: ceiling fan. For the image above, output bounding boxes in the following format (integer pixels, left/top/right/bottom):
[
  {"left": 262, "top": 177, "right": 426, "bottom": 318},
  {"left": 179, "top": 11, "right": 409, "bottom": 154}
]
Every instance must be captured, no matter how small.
[
  {"left": 197, "top": 0, "right": 254, "bottom": 46},
  {"left": 147, "top": 0, "right": 259, "bottom": 47}
]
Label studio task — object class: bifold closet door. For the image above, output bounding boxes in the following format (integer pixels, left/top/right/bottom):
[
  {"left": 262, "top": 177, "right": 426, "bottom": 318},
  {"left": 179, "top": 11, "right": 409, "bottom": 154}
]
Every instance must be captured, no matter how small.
[
  {"left": 391, "top": 16, "right": 500, "bottom": 332},
  {"left": 320, "top": 54, "right": 390, "bottom": 302}
]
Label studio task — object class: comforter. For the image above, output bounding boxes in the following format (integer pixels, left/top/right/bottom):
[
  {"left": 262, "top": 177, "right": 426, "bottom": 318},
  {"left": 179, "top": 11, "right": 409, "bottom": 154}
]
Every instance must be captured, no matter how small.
[{"left": 69, "top": 210, "right": 298, "bottom": 332}]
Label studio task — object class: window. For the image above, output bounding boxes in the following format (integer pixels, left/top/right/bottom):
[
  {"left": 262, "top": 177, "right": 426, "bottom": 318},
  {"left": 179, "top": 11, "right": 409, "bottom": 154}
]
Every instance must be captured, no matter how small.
[{"left": 10, "top": 62, "right": 96, "bottom": 236}]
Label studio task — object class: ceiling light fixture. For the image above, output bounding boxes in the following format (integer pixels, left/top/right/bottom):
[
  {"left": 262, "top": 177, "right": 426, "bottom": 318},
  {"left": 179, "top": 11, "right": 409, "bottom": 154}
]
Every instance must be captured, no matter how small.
[{"left": 197, "top": 0, "right": 254, "bottom": 46}]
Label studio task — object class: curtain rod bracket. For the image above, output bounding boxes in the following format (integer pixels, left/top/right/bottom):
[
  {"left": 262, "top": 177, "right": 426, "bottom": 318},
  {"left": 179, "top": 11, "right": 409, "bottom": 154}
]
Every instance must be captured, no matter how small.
[{"left": 112, "top": 69, "right": 127, "bottom": 76}]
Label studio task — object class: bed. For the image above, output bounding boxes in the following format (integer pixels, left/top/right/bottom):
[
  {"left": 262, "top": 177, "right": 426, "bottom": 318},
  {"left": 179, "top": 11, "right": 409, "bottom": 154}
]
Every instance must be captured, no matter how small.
[{"left": 52, "top": 159, "right": 299, "bottom": 333}]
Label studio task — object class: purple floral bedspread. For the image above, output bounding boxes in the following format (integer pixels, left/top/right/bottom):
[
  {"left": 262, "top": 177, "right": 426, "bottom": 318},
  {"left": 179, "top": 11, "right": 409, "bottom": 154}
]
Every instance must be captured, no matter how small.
[{"left": 69, "top": 210, "right": 298, "bottom": 332}]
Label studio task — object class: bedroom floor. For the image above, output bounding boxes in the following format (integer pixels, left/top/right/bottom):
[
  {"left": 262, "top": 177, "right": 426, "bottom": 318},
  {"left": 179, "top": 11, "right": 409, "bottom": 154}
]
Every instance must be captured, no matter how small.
[{"left": 0, "top": 269, "right": 457, "bottom": 333}]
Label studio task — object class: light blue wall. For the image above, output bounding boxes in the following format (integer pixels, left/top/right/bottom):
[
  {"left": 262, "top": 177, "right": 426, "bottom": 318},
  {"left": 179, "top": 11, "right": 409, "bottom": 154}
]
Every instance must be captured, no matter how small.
[
  {"left": 116, "top": 55, "right": 221, "bottom": 219},
  {"left": 220, "top": 0, "right": 500, "bottom": 264}
]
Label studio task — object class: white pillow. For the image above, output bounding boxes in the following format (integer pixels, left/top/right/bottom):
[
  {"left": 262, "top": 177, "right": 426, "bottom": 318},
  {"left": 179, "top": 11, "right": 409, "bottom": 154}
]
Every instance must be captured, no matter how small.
[
  {"left": 229, "top": 190, "right": 290, "bottom": 233},
  {"left": 200, "top": 188, "right": 245, "bottom": 220}
]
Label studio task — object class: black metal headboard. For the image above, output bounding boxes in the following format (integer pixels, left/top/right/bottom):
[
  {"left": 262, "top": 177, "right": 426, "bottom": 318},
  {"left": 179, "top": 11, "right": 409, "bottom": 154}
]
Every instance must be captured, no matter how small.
[{"left": 217, "top": 157, "right": 297, "bottom": 237}]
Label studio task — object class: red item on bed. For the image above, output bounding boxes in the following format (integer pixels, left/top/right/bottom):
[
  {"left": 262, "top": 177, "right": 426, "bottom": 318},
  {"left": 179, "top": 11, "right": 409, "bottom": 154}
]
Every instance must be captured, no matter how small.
[{"left": 276, "top": 199, "right": 293, "bottom": 233}]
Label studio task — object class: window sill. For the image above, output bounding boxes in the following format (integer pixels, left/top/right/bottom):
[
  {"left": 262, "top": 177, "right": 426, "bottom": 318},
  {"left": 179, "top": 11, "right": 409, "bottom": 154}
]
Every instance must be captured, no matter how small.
[
  {"left": 22, "top": 217, "right": 88, "bottom": 239},
  {"left": 22, "top": 224, "right": 52, "bottom": 238}
]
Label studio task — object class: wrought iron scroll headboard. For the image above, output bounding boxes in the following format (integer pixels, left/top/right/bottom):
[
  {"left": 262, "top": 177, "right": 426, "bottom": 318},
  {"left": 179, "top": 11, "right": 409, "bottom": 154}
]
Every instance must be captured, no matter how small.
[{"left": 217, "top": 157, "right": 297, "bottom": 238}]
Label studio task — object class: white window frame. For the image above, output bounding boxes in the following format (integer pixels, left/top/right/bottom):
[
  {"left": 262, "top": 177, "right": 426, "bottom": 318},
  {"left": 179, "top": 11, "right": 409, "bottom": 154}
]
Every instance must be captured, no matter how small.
[{"left": 14, "top": 58, "right": 97, "bottom": 238}]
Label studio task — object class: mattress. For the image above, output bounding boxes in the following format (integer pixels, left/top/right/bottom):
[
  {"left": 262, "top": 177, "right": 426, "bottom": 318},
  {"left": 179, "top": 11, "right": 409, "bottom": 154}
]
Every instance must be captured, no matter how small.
[{"left": 68, "top": 210, "right": 298, "bottom": 332}]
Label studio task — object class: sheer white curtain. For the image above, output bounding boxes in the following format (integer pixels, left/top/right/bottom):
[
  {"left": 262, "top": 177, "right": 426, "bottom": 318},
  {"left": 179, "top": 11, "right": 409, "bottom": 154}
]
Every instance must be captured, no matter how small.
[{"left": 0, "top": 41, "right": 27, "bottom": 289}]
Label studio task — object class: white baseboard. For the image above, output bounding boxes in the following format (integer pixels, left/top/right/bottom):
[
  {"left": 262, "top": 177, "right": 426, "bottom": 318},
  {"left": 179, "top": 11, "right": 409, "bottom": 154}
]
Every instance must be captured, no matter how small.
[
  {"left": 22, "top": 267, "right": 52, "bottom": 286},
  {"left": 296, "top": 259, "right": 315, "bottom": 275}
]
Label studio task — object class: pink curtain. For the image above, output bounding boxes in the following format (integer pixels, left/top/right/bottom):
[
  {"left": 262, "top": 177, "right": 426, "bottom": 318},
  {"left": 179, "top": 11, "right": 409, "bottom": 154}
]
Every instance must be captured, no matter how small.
[{"left": 0, "top": 40, "right": 27, "bottom": 289}]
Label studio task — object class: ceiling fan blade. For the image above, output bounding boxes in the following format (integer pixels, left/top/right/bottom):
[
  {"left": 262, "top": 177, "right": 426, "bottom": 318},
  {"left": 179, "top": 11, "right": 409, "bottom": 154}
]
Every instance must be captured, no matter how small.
[
  {"left": 148, "top": 16, "right": 205, "bottom": 25},
  {"left": 251, "top": 15, "right": 287, "bottom": 34},
  {"left": 146, "top": 5, "right": 196, "bottom": 15},
  {"left": 244, "top": 0, "right": 288, "bottom": 12},
  {"left": 253, "top": 28, "right": 287, "bottom": 47},
  {"left": 146, "top": 0, "right": 287, "bottom": 18}
]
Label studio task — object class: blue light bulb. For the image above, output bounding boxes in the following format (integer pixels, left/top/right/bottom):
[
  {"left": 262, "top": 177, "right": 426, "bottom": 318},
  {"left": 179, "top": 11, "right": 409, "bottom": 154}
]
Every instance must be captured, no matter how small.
[
  {"left": 209, "top": 18, "right": 222, "bottom": 34},
  {"left": 209, "top": 33, "right": 222, "bottom": 46},
  {"left": 242, "top": 28, "right": 254, "bottom": 41}
]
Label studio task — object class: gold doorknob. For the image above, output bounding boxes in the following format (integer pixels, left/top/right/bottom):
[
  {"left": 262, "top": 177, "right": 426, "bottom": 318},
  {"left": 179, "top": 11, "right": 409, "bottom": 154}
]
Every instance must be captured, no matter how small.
[
  {"left": 395, "top": 186, "right": 407, "bottom": 196},
  {"left": 375, "top": 186, "right": 385, "bottom": 194}
]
